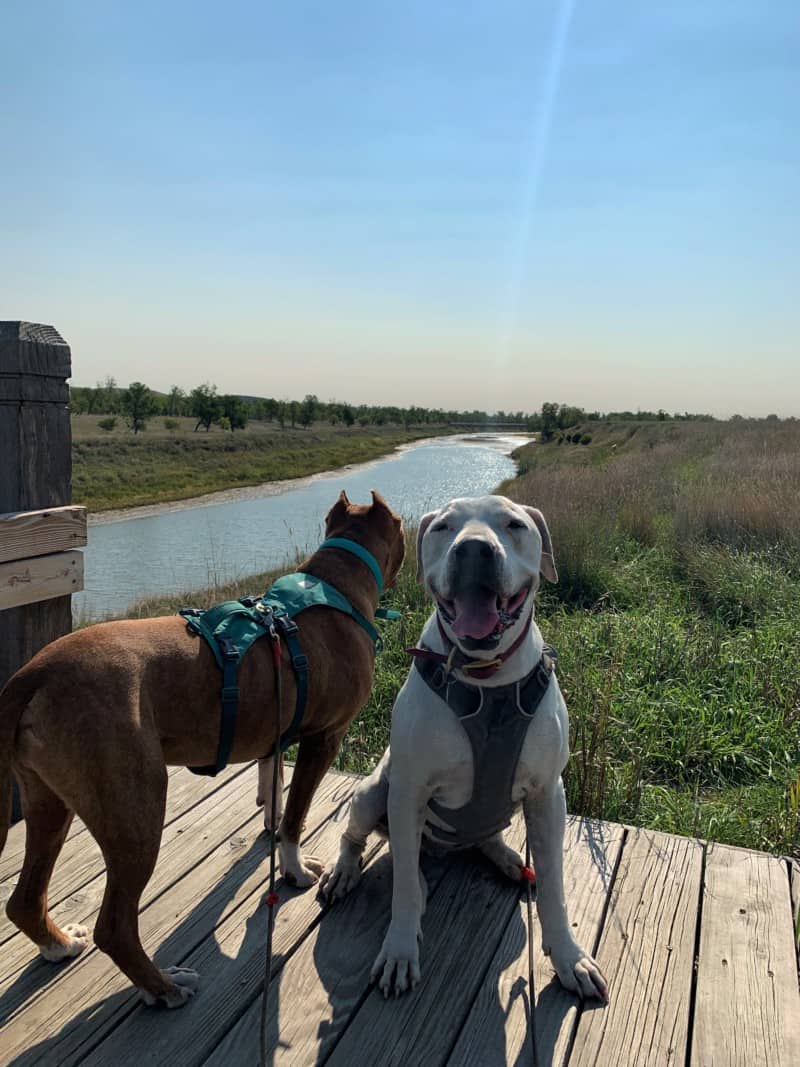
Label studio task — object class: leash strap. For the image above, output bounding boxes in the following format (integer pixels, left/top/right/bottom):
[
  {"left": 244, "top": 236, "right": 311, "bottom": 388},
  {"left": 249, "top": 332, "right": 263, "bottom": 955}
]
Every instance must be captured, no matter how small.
[
  {"left": 260, "top": 625, "right": 283, "bottom": 1067},
  {"left": 524, "top": 839, "right": 539, "bottom": 1066}
]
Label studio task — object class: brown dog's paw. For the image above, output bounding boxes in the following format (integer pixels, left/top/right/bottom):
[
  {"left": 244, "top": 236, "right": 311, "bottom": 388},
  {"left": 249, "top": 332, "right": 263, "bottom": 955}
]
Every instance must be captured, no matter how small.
[
  {"left": 39, "top": 924, "right": 90, "bottom": 963},
  {"left": 139, "top": 966, "right": 200, "bottom": 1008}
]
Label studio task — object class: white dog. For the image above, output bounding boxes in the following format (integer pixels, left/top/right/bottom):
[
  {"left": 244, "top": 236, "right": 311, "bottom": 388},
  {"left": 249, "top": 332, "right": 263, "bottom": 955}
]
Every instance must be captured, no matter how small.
[{"left": 320, "top": 495, "right": 608, "bottom": 1002}]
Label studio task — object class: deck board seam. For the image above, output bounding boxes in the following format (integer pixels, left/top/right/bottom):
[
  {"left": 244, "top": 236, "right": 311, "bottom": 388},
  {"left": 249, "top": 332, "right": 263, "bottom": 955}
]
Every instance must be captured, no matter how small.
[
  {"left": 563, "top": 824, "right": 628, "bottom": 1067},
  {"left": 683, "top": 838, "right": 706, "bottom": 1067}
]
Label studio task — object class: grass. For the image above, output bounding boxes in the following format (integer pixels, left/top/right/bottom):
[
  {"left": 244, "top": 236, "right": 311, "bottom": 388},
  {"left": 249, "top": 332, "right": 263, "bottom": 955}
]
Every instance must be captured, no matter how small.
[
  {"left": 114, "top": 418, "right": 800, "bottom": 858},
  {"left": 71, "top": 418, "right": 451, "bottom": 512}
]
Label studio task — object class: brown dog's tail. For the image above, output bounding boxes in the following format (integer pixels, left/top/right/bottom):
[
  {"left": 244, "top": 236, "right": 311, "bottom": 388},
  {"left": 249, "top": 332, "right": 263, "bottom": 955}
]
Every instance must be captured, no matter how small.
[{"left": 0, "top": 670, "right": 36, "bottom": 857}]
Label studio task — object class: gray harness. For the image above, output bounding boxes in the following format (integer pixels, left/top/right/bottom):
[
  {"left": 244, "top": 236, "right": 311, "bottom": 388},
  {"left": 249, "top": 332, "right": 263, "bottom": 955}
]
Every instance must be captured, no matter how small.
[{"left": 414, "top": 647, "right": 556, "bottom": 849}]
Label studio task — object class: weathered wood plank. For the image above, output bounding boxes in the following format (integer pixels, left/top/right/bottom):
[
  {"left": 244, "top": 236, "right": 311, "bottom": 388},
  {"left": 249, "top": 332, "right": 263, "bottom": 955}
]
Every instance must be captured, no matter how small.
[
  {"left": 0, "top": 507, "right": 87, "bottom": 565},
  {"left": 567, "top": 827, "right": 703, "bottom": 1067},
  {"left": 449, "top": 817, "right": 625, "bottom": 1067},
  {"left": 0, "top": 549, "right": 83, "bottom": 611},
  {"left": 691, "top": 844, "right": 800, "bottom": 1066},
  {"left": 321, "top": 817, "right": 528, "bottom": 1067},
  {"left": 73, "top": 775, "right": 364, "bottom": 1067},
  {"left": 791, "top": 859, "right": 800, "bottom": 954},
  {"left": 0, "top": 764, "right": 269, "bottom": 994},
  {"left": 0, "top": 763, "right": 252, "bottom": 944},
  {"left": 204, "top": 846, "right": 453, "bottom": 1065},
  {"left": 1, "top": 773, "right": 355, "bottom": 1066}
]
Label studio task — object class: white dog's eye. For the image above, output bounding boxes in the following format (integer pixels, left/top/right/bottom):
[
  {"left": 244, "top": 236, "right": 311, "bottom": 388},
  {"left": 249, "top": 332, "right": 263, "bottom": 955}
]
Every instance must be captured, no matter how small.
[
  {"left": 432, "top": 522, "right": 450, "bottom": 532},
  {"left": 508, "top": 519, "right": 526, "bottom": 530}
]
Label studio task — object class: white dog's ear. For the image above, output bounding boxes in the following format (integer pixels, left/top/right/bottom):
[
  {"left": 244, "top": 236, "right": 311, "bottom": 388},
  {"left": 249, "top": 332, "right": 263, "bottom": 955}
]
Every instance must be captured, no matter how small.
[
  {"left": 415, "top": 510, "right": 438, "bottom": 584},
  {"left": 523, "top": 506, "right": 558, "bottom": 583}
]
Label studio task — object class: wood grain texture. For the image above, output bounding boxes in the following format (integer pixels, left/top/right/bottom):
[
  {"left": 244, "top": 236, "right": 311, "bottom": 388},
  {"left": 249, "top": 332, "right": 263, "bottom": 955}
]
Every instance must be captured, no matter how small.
[
  {"left": 0, "top": 549, "right": 83, "bottom": 610},
  {"left": 2, "top": 769, "right": 799, "bottom": 1067},
  {"left": 0, "top": 769, "right": 346, "bottom": 1066},
  {"left": 791, "top": 859, "right": 799, "bottom": 953},
  {"left": 568, "top": 827, "right": 703, "bottom": 1067},
  {"left": 448, "top": 817, "right": 625, "bottom": 1067},
  {"left": 0, "top": 506, "right": 87, "bottom": 564},
  {"left": 74, "top": 774, "right": 360, "bottom": 1067},
  {"left": 691, "top": 844, "right": 800, "bottom": 1066},
  {"left": 324, "top": 817, "right": 530, "bottom": 1067}
]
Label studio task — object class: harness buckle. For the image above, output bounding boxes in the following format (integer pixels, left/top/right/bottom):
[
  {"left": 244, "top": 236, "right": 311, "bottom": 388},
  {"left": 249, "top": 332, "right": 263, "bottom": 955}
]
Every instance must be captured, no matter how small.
[
  {"left": 239, "top": 595, "right": 260, "bottom": 608},
  {"left": 221, "top": 685, "right": 239, "bottom": 703},
  {"left": 277, "top": 617, "right": 299, "bottom": 637},
  {"left": 218, "top": 637, "right": 240, "bottom": 661},
  {"left": 290, "top": 651, "right": 309, "bottom": 670},
  {"left": 179, "top": 607, "right": 203, "bottom": 618}
]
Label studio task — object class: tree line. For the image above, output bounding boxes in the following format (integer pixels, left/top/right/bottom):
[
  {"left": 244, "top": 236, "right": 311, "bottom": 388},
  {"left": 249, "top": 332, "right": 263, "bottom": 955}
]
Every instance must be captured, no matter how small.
[{"left": 69, "top": 378, "right": 719, "bottom": 436}]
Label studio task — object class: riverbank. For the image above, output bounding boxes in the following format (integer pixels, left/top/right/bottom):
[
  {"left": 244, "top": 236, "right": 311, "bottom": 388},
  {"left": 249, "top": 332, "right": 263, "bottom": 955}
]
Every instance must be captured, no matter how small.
[{"left": 72, "top": 422, "right": 454, "bottom": 513}]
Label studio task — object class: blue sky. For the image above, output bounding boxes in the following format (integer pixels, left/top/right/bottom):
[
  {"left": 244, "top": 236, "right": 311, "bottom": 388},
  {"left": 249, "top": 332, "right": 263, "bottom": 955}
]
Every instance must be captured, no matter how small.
[{"left": 2, "top": 1, "right": 798, "bottom": 415}]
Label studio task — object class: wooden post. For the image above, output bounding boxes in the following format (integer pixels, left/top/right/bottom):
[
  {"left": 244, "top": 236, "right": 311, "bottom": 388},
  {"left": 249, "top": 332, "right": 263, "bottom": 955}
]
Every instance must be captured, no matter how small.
[{"left": 0, "top": 321, "right": 73, "bottom": 820}]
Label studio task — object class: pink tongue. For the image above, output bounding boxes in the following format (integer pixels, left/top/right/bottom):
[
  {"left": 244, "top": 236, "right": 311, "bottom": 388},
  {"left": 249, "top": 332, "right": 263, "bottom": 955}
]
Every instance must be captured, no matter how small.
[{"left": 452, "top": 589, "right": 500, "bottom": 640}]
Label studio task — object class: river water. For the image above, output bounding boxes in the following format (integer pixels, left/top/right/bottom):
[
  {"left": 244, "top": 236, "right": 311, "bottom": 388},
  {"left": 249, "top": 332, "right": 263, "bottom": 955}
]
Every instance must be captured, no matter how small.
[{"left": 75, "top": 433, "right": 531, "bottom": 620}]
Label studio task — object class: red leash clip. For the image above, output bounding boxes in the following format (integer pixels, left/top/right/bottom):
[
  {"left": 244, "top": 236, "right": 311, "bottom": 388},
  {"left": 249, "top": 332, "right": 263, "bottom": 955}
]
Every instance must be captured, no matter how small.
[
  {"left": 520, "top": 865, "right": 536, "bottom": 885},
  {"left": 264, "top": 891, "right": 280, "bottom": 907}
]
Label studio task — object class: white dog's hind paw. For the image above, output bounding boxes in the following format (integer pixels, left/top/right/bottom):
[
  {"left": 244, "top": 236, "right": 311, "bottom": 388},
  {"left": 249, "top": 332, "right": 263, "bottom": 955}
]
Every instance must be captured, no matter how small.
[
  {"left": 551, "top": 943, "right": 608, "bottom": 1002},
  {"left": 478, "top": 836, "right": 524, "bottom": 882},
  {"left": 39, "top": 923, "right": 90, "bottom": 962}
]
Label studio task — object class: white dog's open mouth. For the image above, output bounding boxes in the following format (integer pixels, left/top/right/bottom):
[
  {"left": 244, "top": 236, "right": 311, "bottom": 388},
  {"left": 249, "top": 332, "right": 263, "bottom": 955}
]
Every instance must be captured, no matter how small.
[{"left": 434, "top": 584, "right": 530, "bottom": 642}]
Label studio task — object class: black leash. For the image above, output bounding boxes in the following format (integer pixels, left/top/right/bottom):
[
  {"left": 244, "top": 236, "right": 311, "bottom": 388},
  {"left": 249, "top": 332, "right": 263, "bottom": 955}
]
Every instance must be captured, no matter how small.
[
  {"left": 522, "top": 837, "right": 538, "bottom": 1067},
  {"left": 260, "top": 625, "right": 284, "bottom": 1067}
]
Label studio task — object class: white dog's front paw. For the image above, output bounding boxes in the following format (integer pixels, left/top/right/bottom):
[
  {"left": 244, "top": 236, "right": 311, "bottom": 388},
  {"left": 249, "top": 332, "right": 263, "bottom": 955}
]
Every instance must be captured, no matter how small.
[
  {"left": 548, "top": 938, "right": 608, "bottom": 1002},
  {"left": 319, "top": 850, "right": 363, "bottom": 901},
  {"left": 279, "top": 840, "right": 324, "bottom": 888},
  {"left": 140, "top": 966, "right": 200, "bottom": 1008},
  {"left": 371, "top": 922, "right": 422, "bottom": 998}
]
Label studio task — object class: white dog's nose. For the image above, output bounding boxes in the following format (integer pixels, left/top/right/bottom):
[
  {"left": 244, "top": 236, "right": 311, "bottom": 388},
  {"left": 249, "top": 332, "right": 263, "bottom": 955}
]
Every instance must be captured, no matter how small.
[{"left": 453, "top": 538, "right": 496, "bottom": 561}]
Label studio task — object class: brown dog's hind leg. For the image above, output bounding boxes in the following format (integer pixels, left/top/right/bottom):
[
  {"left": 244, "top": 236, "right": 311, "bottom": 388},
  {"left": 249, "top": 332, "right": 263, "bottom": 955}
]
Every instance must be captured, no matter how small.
[
  {"left": 279, "top": 729, "right": 347, "bottom": 888},
  {"left": 89, "top": 765, "right": 198, "bottom": 1008},
  {"left": 6, "top": 768, "right": 89, "bottom": 962}
]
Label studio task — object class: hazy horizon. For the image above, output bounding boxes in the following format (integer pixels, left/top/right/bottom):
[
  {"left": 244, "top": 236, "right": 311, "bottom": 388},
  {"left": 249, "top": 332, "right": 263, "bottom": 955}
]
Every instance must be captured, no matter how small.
[{"left": 3, "top": 2, "right": 798, "bottom": 418}]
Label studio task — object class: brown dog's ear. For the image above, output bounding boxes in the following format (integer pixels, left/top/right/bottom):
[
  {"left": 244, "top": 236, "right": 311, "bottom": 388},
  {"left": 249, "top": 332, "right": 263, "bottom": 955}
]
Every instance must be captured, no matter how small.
[
  {"left": 416, "top": 510, "right": 438, "bottom": 584},
  {"left": 325, "top": 490, "right": 350, "bottom": 533},
  {"left": 522, "top": 506, "right": 558, "bottom": 583}
]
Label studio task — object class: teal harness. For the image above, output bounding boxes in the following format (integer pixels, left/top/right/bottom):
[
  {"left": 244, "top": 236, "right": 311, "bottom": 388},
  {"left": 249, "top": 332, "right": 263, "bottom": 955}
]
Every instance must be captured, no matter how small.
[{"left": 179, "top": 538, "right": 399, "bottom": 777}]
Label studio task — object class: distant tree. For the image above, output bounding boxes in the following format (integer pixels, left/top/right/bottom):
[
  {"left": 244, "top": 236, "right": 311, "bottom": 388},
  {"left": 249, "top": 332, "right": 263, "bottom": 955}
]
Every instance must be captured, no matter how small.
[
  {"left": 190, "top": 383, "right": 221, "bottom": 432},
  {"left": 220, "top": 394, "right": 249, "bottom": 432},
  {"left": 96, "top": 375, "right": 119, "bottom": 414},
  {"left": 166, "top": 385, "right": 186, "bottom": 416},
  {"left": 299, "top": 394, "right": 318, "bottom": 429},
  {"left": 276, "top": 401, "right": 287, "bottom": 429},
  {"left": 289, "top": 400, "right": 299, "bottom": 428},
  {"left": 540, "top": 402, "right": 560, "bottom": 441},
  {"left": 340, "top": 404, "right": 355, "bottom": 427},
  {"left": 121, "top": 381, "right": 157, "bottom": 434}
]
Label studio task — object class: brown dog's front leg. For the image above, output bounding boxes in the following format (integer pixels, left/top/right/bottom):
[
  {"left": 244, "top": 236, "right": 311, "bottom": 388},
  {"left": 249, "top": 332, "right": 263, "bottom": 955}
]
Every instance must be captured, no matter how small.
[{"left": 279, "top": 729, "right": 346, "bottom": 888}]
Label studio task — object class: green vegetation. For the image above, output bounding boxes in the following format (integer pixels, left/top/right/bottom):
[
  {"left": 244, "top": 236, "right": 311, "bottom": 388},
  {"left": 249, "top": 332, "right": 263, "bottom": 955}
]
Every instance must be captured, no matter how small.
[
  {"left": 112, "top": 416, "right": 799, "bottom": 857},
  {"left": 72, "top": 421, "right": 449, "bottom": 512}
]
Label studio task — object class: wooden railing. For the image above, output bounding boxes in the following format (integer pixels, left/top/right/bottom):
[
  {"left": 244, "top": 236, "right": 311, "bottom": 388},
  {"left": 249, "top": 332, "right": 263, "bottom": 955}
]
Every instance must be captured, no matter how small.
[
  {"left": 0, "top": 505, "right": 86, "bottom": 611},
  {"left": 0, "top": 321, "right": 77, "bottom": 821}
]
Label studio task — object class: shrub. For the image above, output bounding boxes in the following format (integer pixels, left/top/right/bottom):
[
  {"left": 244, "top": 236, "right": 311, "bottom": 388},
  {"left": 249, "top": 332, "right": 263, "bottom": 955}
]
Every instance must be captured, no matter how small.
[
  {"left": 163, "top": 418, "right": 180, "bottom": 431},
  {"left": 581, "top": 434, "right": 592, "bottom": 445},
  {"left": 98, "top": 417, "right": 117, "bottom": 432}
]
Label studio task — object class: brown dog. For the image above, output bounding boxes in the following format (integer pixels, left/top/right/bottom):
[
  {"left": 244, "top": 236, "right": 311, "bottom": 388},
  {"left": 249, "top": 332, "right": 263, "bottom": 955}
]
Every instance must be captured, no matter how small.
[{"left": 0, "top": 490, "right": 404, "bottom": 1007}]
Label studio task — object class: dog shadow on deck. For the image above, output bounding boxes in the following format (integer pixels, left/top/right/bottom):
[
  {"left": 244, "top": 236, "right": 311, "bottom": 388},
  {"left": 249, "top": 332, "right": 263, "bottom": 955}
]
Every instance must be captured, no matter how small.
[{"left": 4, "top": 826, "right": 607, "bottom": 1066}]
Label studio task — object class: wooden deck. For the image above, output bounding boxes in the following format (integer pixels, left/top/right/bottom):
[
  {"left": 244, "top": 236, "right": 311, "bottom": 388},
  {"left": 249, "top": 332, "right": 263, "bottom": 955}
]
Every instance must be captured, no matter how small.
[{"left": 1, "top": 764, "right": 798, "bottom": 1066}]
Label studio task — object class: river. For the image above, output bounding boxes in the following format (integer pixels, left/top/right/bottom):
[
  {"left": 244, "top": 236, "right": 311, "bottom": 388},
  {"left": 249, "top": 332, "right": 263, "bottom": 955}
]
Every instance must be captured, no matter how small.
[{"left": 74, "top": 433, "right": 531, "bottom": 620}]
